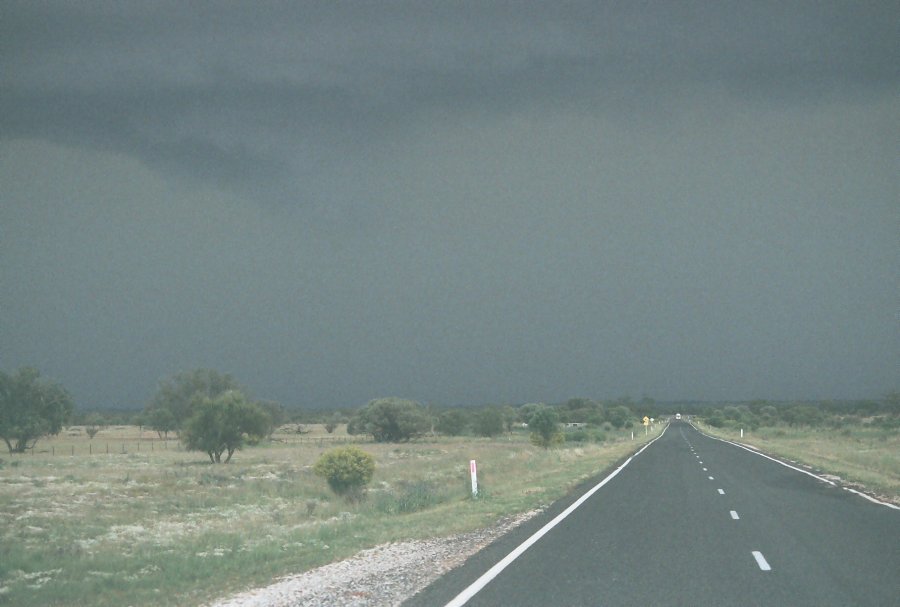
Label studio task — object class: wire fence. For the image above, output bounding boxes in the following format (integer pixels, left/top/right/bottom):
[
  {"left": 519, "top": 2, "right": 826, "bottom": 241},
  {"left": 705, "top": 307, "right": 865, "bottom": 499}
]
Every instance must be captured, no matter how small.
[{"left": 7, "top": 433, "right": 371, "bottom": 457}]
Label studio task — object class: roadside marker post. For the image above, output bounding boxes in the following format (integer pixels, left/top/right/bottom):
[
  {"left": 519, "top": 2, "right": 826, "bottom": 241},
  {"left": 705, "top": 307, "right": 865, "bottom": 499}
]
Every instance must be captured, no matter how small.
[{"left": 470, "top": 460, "right": 478, "bottom": 497}]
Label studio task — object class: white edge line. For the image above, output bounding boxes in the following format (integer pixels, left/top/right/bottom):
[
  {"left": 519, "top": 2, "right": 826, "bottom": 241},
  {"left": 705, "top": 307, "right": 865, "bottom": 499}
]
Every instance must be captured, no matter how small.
[
  {"left": 843, "top": 486, "right": 900, "bottom": 510},
  {"left": 752, "top": 551, "right": 772, "bottom": 571},
  {"left": 443, "top": 425, "right": 670, "bottom": 607},
  {"left": 691, "top": 424, "right": 900, "bottom": 511}
]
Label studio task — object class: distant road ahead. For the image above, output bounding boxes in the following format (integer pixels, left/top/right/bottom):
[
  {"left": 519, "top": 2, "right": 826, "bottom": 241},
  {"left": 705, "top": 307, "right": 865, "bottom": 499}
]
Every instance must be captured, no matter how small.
[{"left": 405, "top": 422, "right": 900, "bottom": 607}]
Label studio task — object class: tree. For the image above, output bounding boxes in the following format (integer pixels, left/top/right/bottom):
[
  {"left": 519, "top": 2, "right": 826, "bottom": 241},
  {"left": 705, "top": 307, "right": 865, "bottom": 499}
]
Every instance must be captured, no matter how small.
[
  {"left": 501, "top": 405, "right": 518, "bottom": 433},
  {"left": 0, "top": 367, "right": 74, "bottom": 453},
  {"left": 324, "top": 412, "right": 344, "bottom": 434},
  {"left": 313, "top": 446, "right": 376, "bottom": 501},
  {"left": 351, "top": 398, "right": 431, "bottom": 442},
  {"left": 437, "top": 409, "right": 469, "bottom": 436},
  {"left": 84, "top": 413, "right": 106, "bottom": 439},
  {"left": 180, "top": 391, "right": 270, "bottom": 463},
  {"left": 473, "top": 407, "right": 505, "bottom": 438},
  {"left": 146, "top": 369, "right": 242, "bottom": 430},
  {"left": 528, "top": 405, "right": 563, "bottom": 448},
  {"left": 147, "top": 407, "right": 177, "bottom": 439},
  {"left": 257, "top": 400, "right": 286, "bottom": 438},
  {"left": 518, "top": 403, "right": 543, "bottom": 426},
  {"left": 706, "top": 409, "right": 726, "bottom": 428},
  {"left": 606, "top": 405, "right": 632, "bottom": 429}
]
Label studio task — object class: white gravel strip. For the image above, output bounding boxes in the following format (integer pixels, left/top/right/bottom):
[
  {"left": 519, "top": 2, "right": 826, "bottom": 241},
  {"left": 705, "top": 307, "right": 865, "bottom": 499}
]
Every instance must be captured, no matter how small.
[{"left": 209, "top": 509, "right": 542, "bottom": 607}]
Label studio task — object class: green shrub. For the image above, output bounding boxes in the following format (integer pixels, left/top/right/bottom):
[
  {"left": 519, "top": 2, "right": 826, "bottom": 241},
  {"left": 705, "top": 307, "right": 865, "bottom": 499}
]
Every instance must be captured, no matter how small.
[
  {"left": 350, "top": 398, "right": 431, "bottom": 442},
  {"left": 528, "top": 405, "right": 563, "bottom": 448},
  {"left": 313, "top": 446, "right": 376, "bottom": 501},
  {"left": 437, "top": 409, "right": 469, "bottom": 436},
  {"left": 566, "top": 430, "right": 590, "bottom": 442}
]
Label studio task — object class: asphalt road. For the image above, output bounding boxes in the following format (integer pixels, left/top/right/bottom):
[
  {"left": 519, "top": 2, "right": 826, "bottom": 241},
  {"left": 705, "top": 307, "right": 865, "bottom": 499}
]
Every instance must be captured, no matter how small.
[{"left": 404, "top": 422, "right": 900, "bottom": 607}]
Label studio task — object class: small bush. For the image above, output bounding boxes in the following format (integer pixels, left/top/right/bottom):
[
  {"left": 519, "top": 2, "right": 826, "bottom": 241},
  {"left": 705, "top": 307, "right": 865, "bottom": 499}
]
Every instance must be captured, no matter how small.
[
  {"left": 566, "top": 430, "right": 590, "bottom": 443},
  {"left": 313, "top": 446, "right": 376, "bottom": 501}
]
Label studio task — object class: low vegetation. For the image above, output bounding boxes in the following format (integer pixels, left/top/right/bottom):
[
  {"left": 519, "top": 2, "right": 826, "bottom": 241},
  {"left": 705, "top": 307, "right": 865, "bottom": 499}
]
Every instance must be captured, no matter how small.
[
  {"left": 0, "top": 423, "right": 660, "bottom": 607},
  {"left": 3, "top": 365, "right": 895, "bottom": 605},
  {"left": 687, "top": 398, "right": 899, "bottom": 504},
  {"left": 696, "top": 421, "right": 900, "bottom": 503}
]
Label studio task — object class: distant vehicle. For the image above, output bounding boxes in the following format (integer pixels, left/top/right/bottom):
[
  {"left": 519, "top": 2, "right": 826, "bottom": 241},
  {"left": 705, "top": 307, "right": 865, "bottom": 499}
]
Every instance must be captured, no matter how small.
[{"left": 675, "top": 413, "right": 682, "bottom": 420}]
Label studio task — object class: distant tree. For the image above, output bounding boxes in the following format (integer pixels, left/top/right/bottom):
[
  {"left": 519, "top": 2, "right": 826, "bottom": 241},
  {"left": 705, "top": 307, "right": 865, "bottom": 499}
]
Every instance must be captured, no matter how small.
[
  {"left": 257, "top": 400, "right": 287, "bottom": 437},
  {"left": 437, "top": 409, "right": 469, "bottom": 436},
  {"left": 473, "top": 407, "right": 505, "bottom": 438},
  {"left": 84, "top": 413, "right": 106, "bottom": 439},
  {"left": 518, "top": 403, "right": 544, "bottom": 426},
  {"left": 501, "top": 405, "right": 518, "bottom": 433},
  {"left": 324, "top": 412, "right": 344, "bottom": 434},
  {"left": 706, "top": 409, "right": 726, "bottom": 428},
  {"left": 759, "top": 405, "right": 779, "bottom": 425},
  {"left": 528, "top": 405, "right": 563, "bottom": 448},
  {"left": 132, "top": 412, "right": 147, "bottom": 434},
  {"left": 606, "top": 405, "right": 632, "bottom": 429},
  {"left": 346, "top": 416, "right": 363, "bottom": 436},
  {"left": 147, "top": 407, "right": 177, "bottom": 439},
  {"left": 351, "top": 398, "right": 431, "bottom": 442},
  {"left": 0, "top": 367, "right": 74, "bottom": 453},
  {"left": 723, "top": 406, "right": 742, "bottom": 421},
  {"left": 180, "top": 391, "right": 270, "bottom": 463},
  {"left": 146, "top": 369, "right": 242, "bottom": 430},
  {"left": 784, "top": 404, "right": 823, "bottom": 427}
]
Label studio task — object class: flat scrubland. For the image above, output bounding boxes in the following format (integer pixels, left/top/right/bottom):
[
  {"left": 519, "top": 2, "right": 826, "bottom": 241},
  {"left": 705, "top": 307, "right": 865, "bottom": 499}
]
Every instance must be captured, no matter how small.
[
  {"left": 695, "top": 422, "right": 900, "bottom": 504},
  {"left": 0, "top": 425, "right": 660, "bottom": 607}
]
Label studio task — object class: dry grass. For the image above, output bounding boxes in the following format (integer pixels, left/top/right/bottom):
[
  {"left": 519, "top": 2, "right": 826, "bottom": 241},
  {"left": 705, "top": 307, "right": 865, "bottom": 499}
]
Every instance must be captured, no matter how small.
[
  {"left": 0, "top": 425, "right": 659, "bottom": 606},
  {"left": 695, "top": 422, "right": 900, "bottom": 504}
]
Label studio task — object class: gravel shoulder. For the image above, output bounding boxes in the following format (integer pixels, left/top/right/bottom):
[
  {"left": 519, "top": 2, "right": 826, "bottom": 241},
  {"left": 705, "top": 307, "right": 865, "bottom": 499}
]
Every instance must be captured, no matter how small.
[{"left": 208, "top": 509, "right": 542, "bottom": 607}]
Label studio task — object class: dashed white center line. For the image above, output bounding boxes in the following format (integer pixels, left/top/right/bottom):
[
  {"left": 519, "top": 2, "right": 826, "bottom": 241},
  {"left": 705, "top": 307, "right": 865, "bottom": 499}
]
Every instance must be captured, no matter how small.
[
  {"left": 717, "top": 488, "right": 725, "bottom": 495},
  {"left": 752, "top": 551, "right": 772, "bottom": 571},
  {"left": 708, "top": 476, "right": 715, "bottom": 480},
  {"left": 730, "top": 511, "right": 740, "bottom": 520},
  {"left": 702, "top": 467, "right": 707, "bottom": 471}
]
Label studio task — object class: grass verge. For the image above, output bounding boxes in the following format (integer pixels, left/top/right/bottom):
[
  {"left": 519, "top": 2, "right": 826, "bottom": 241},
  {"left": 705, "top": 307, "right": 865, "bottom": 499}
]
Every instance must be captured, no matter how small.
[
  {"left": 694, "top": 422, "right": 899, "bottom": 504},
  {"left": 0, "top": 425, "right": 661, "bottom": 606}
]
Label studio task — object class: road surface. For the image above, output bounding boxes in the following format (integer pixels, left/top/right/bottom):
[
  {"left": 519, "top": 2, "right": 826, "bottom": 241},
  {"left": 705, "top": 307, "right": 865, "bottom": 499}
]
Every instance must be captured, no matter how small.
[{"left": 404, "top": 422, "right": 900, "bottom": 606}]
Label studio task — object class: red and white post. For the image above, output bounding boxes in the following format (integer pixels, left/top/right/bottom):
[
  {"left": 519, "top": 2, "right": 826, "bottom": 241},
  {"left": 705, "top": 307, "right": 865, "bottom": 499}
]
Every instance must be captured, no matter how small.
[{"left": 470, "top": 459, "right": 478, "bottom": 497}]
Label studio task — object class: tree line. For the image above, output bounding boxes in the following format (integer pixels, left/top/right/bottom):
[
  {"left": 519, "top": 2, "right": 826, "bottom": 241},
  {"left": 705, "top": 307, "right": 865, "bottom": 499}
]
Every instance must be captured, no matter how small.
[{"left": 2, "top": 366, "right": 897, "bottom": 460}]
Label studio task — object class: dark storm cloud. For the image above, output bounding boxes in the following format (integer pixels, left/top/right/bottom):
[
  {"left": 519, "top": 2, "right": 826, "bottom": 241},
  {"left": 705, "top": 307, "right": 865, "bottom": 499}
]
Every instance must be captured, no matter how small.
[
  {"left": 1, "top": 2, "right": 898, "bottom": 409},
  {"left": 3, "top": 2, "right": 898, "bottom": 189}
]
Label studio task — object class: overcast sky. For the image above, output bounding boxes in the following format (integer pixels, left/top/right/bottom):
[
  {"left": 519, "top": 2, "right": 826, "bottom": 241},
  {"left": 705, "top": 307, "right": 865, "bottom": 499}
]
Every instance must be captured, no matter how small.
[{"left": 2, "top": 1, "right": 897, "bottom": 410}]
